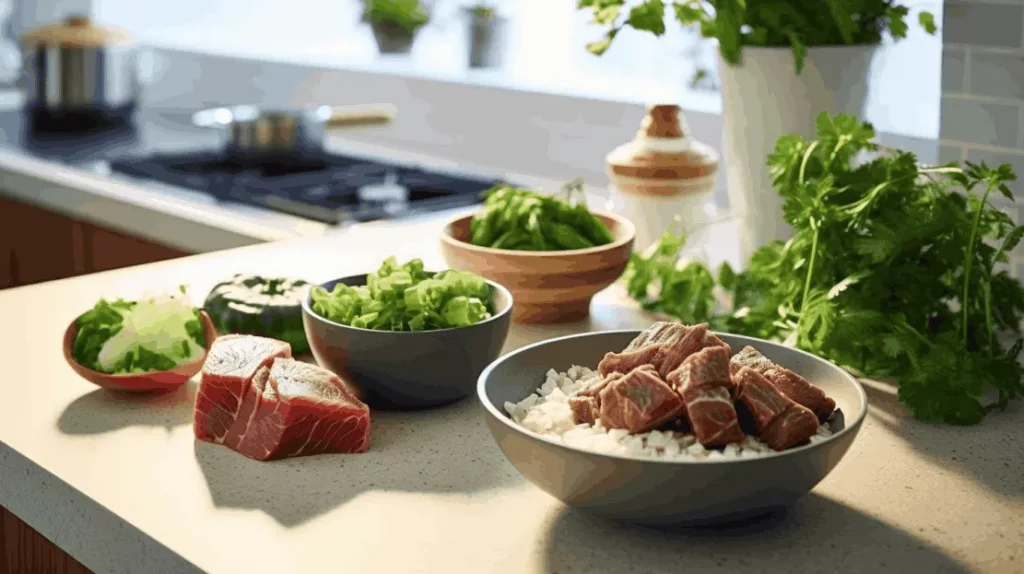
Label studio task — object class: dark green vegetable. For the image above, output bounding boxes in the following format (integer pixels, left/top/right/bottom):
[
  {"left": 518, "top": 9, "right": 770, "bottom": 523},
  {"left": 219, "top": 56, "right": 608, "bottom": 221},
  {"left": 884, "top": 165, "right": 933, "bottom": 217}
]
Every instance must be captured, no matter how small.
[
  {"left": 204, "top": 275, "right": 311, "bottom": 354},
  {"left": 309, "top": 256, "right": 494, "bottom": 331},
  {"left": 625, "top": 111, "right": 1024, "bottom": 426},
  {"left": 469, "top": 182, "right": 615, "bottom": 251}
]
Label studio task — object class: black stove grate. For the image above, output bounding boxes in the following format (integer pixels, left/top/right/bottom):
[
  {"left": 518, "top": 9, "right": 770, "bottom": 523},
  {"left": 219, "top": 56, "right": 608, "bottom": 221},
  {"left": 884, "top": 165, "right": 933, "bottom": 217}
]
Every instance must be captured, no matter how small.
[{"left": 108, "top": 151, "right": 503, "bottom": 224}]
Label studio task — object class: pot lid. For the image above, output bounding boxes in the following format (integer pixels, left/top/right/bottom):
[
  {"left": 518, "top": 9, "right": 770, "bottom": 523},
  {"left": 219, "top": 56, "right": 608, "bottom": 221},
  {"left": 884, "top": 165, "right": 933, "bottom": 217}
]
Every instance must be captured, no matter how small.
[
  {"left": 606, "top": 104, "right": 718, "bottom": 182},
  {"left": 21, "top": 15, "right": 135, "bottom": 47}
]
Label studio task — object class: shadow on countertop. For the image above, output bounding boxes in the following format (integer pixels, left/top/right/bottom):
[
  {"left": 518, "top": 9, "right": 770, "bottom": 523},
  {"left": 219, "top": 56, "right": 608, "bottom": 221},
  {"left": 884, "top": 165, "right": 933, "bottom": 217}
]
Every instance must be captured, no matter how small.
[
  {"left": 860, "top": 379, "right": 1023, "bottom": 501},
  {"left": 192, "top": 397, "right": 522, "bottom": 528},
  {"left": 57, "top": 383, "right": 197, "bottom": 435},
  {"left": 542, "top": 493, "right": 971, "bottom": 574}
]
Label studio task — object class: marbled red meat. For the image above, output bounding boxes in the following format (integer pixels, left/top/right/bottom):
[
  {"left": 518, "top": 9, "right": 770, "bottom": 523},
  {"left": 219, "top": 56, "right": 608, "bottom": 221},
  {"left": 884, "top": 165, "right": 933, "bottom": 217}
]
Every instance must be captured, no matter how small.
[
  {"left": 597, "top": 366, "right": 686, "bottom": 434},
  {"left": 195, "top": 335, "right": 371, "bottom": 460},
  {"left": 666, "top": 346, "right": 745, "bottom": 447},
  {"left": 730, "top": 346, "right": 836, "bottom": 422},
  {"left": 598, "top": 322, "right": 724, "bottom": 379},
  {"left": 733, "top": 366, "right": 819, "bottom": 450},
  {"left": 228, "top": 358, "right": 371, "bottom": 461},
  {"left": 194, "top": 334, "right": 292, "bottom": 443}
]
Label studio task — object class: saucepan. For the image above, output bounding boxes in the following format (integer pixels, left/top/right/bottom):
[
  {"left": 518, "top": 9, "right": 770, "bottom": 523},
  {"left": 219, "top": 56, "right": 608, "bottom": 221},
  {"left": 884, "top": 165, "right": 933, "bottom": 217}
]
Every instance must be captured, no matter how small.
[
  {"left": 191, "top": 103, "right": 397, "bottom": 161},
  {"left": 19, "top": 14, "right": 140, "bottom": 128}
]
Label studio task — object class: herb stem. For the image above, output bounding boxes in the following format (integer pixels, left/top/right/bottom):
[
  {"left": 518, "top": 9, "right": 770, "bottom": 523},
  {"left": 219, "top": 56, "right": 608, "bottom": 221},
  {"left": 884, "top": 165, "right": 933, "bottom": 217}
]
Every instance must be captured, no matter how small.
[
  {"left": 798, "top": 141, "right": 819, "bottom": 184},
  {"left": 962, "top": 182, "right": 994, "bottom": 349},
  {"left": 797, "top": 224, "right": 821, "bottom": 337}
]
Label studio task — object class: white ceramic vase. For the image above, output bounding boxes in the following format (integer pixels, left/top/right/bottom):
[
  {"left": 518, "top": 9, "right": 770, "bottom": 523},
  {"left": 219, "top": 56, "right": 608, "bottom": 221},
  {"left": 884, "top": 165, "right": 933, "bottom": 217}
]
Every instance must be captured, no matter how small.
[{"left": 719, "top": 45, "right": 878, "bottom": 261}]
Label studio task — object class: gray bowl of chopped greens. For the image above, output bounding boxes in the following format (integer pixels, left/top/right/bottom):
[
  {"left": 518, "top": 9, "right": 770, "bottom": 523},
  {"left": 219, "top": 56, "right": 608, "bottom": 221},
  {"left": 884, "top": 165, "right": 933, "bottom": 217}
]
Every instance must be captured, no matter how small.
[{"left": 302, "top": 257, "right": 514, "bottom": 410}]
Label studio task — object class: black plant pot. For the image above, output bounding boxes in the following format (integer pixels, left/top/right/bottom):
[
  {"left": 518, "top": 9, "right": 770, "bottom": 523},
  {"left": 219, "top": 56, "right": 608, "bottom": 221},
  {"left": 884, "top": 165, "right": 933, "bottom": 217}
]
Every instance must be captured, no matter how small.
[{"left": 369, "top": 21, "right": 420, "bottom": 55}]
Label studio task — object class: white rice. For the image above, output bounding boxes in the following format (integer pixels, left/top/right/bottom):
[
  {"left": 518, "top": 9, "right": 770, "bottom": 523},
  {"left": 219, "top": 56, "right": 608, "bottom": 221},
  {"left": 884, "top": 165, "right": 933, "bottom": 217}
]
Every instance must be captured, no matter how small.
[{"left": 504, "top": 365, "right": 835, "bottom": 461}]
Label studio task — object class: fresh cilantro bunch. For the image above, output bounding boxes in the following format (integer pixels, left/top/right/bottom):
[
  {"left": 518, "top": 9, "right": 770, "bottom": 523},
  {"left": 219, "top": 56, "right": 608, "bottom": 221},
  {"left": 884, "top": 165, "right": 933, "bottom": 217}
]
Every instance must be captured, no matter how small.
[
  {"left": 577, "top": 0, "right": 937, "bottom": 73},
  {"left": 626, "top": 112, "right": 1024, "bottom": 425}
]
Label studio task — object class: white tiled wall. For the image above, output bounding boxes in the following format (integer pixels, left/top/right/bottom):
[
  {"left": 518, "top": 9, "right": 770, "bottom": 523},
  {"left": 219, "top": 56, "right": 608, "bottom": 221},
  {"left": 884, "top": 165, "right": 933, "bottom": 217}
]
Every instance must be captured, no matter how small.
[{"left": 941, "top": 0, "right": 1024, "bottom": 275}]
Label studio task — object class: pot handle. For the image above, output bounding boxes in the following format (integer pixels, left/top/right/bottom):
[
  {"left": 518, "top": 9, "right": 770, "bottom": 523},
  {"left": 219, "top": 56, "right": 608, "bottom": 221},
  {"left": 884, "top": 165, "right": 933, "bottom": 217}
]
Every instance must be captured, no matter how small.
[
  {"left": 191, "top": 106, "right": 250, "bottom": 128},
  {"left": 322, "top": 103, "right": 397, "bottom": 130}
]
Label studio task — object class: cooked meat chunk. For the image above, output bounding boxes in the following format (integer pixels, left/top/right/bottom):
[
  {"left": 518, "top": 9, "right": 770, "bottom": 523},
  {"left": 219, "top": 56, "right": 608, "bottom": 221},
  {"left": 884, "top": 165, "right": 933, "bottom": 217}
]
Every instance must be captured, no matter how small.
[
  {"left": 568, "top": 372, "right": 622, "bottom": 425},
  {"left": 667, "top": 346, "right": 745, "bottom": 447},
  {"left": 733, "top": 366, "right": 819, "bottom": 450},
  {"left": 599, "top": 322, "right": 724, "bottom": 379},
  {"left": 597, "top": 366, "right": 686, "bottom": 434},
  {"left": 730, "top": 346, "right": 836, "bottom": 422}
]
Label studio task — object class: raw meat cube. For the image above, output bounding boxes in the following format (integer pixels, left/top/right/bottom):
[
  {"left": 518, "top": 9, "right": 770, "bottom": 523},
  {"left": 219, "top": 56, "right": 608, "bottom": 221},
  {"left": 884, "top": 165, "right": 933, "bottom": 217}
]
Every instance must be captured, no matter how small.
[
  {"left": 194, "top": 334, "right": 292, "bottom": 443},
  {"left": 229, "top": 358, "right": 371, "bottom": 461}
]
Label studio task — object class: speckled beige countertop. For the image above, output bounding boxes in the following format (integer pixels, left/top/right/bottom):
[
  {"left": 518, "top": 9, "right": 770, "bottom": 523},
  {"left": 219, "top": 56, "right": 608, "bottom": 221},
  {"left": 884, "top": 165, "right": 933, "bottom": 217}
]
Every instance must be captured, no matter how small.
[{"left": 0, "top": 212, "right": 1021, "bottom": 574}]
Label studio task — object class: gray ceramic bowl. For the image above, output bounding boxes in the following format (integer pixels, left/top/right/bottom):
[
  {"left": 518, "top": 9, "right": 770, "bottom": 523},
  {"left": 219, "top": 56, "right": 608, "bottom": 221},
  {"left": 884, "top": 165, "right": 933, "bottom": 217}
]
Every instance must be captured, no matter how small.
[
  {"left": 478, "top": 330, "right": 867, "bottom": 526},
  {"left": 303, "top": 273, "right": 513, "bottom": 410}
]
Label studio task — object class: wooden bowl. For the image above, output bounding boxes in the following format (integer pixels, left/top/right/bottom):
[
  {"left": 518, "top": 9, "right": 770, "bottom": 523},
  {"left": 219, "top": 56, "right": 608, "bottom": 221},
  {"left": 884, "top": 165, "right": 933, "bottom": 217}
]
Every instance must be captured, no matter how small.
[
  {"left": 62, "top": 310, "right": 218, "bottom": 393},
  {"left": 439, "top": 211, "right": 635, "bottom": 324}
]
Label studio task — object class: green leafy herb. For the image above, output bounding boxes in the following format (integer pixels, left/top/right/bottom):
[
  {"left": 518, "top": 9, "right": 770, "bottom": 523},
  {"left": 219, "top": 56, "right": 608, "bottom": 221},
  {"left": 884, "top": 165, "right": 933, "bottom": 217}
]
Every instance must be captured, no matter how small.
[
  {"left": 625, "top": 112, "right": 1024, "bottom": 425},
  {"left": 73, "top": 290, "right": 206, "bottom": 374},
  {"left": 579, "top": 1, "right": 937, "bottom": 73},
  {"left": 470, "top": 181, "right": 615, "bottom": 251},
  {"left": 361, "top": 0, "right": 430, "bottom": 33},
  {"left": 309, "top": 257, "right": 494, "bottom": 331}
]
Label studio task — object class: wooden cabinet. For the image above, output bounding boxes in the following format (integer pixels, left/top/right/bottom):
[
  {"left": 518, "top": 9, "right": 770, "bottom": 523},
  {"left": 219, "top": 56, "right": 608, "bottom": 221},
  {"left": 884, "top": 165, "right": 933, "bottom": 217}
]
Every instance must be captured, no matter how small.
[
  {"left": 86, "top": 225, "right": 190, "bottom": 273},
  {"left": 0, "top": 196, "right": 192, "bottom": 289},
  {"left": 0, "top": 196, "right": 87, "bottom": 288},
  {"left": 1, "top": 506, "right": 92, "bottom": 574}
]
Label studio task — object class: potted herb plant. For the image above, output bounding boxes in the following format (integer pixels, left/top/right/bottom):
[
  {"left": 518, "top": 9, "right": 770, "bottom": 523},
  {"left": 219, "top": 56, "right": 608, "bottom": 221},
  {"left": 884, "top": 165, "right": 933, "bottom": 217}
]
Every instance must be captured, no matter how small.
[
  {"left": 578, "top": 0, "right": 937, "bottom": 260},
  {"left": 464, "top": 3, "right": 507, "bottom": 68},
  {"left": 362, "top": 0, "right": 431, "bottom": 55}
]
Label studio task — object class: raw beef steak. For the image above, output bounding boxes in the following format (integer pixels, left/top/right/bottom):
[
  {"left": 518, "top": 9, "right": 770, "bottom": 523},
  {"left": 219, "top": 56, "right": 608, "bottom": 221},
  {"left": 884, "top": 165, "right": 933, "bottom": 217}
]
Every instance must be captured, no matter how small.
[
  {"left": 195, "top": 334, "right": 292, "bottom": 443},
  {"left": 730, "top": 346, "right": 836, "bottom": 422},
  {"left": 667, "top": 346, "right": 745, "bottom": 447},
  {"left": 597, "top": 365, "right": 686, "bottom": 434},
  {"left": 227, "top": 358, "right": 371, "bottom": 461},
  {"left": 733, "top": 366, "right": 819, "bottom": 450}
]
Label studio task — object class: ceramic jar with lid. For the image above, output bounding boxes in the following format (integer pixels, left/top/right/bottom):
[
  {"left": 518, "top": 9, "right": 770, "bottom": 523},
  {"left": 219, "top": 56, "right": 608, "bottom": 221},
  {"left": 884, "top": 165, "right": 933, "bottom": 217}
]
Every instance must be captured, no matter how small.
[{"left": 605, "top": 104, "right": 719, "bottom": 253}]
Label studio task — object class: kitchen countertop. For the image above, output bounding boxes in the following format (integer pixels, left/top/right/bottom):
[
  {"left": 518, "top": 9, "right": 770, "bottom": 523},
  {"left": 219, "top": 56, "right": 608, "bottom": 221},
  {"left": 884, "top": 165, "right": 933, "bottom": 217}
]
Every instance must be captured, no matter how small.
[{"left": 1, "top": 211, "right": 1021, "bottom": 574}]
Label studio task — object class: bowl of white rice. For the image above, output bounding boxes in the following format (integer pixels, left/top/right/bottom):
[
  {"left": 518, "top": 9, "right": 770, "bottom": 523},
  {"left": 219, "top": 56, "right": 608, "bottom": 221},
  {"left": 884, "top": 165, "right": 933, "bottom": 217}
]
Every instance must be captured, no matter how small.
[{"left": 477, "top": 329, "right": 867, "bottom": 526}]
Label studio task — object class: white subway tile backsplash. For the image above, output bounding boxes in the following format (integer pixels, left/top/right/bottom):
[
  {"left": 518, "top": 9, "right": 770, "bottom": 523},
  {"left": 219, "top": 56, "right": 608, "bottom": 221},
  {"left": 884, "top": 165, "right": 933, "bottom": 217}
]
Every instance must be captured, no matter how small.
[
  {"left": 939, "top": 145, "right": 965, "bottom": 163},
  {"left": 940, "top": 97, "right": 1021, "bottom": 146},
  {"left": 944, "top": 1, "right": 1024, "bottom": 49},
  {"left": 942, "top": 3, "right": 1024, "bottom": 274},
  {"left": 969, "top": 51, "right": 1024, "bottom": 99},
  {"left": 943, "top": 47, "right": 967, "bottom": 92}
]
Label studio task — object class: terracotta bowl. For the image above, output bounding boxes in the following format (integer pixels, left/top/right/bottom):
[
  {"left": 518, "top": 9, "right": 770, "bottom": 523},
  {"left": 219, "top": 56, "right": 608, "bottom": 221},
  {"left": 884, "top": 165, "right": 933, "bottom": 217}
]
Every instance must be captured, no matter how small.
[
  {"left": 62, "top": 310, "right": 218, "bottom": 393},
  {"left": 439, "top": 211, "right": 635, "bottom": 324}
]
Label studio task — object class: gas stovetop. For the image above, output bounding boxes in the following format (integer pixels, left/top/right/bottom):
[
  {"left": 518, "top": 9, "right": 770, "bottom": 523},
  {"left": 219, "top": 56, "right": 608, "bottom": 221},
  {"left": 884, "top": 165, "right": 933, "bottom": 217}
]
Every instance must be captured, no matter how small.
[
  {"left": 108, "top": 151, "right": 504, "bottom": 225},
  {"left": 0, "top": 109, "right": 506, "bottom": 225}
]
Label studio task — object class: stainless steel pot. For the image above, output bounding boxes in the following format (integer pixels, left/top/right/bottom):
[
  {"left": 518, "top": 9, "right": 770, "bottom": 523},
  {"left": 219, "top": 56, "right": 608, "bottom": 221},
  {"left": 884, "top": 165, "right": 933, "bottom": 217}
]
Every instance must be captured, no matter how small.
[
  {"left": 20, "top": 15, "right": 138, "bottom": 121},
  {"left": 192, "top": 103, "right": 397, "bottom": 161}
]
